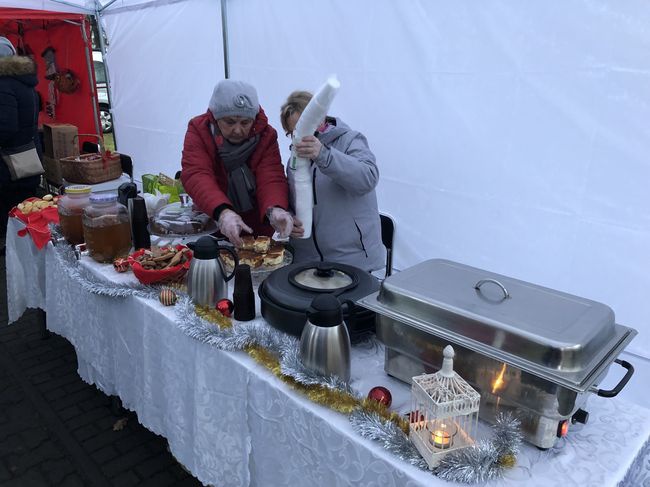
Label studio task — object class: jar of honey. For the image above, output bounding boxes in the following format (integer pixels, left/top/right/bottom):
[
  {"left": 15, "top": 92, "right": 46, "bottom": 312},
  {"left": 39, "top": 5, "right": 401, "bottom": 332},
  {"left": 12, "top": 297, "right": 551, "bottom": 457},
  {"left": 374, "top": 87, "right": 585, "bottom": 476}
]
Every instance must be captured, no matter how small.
[
  {"left": 57, "top": 185, "right": 92, "bottom": 245},
  {"left": 82, "top": 193, "right": 132, "bottom": 263}
]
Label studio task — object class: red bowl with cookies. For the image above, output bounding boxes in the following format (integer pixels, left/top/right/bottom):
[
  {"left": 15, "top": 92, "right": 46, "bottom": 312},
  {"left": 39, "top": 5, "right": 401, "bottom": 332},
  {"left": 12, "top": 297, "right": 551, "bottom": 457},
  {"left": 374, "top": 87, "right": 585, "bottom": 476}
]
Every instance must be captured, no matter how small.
[{"left": 128, "top": 245, "right": 193, "bottom": 285}]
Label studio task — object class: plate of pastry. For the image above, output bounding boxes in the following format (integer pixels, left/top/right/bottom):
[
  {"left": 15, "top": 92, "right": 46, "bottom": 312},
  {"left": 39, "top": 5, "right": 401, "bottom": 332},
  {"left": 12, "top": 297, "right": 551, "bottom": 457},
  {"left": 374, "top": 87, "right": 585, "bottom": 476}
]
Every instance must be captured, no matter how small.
[{"left": 220, "top": 236, "right": 293, "bottom": 285}]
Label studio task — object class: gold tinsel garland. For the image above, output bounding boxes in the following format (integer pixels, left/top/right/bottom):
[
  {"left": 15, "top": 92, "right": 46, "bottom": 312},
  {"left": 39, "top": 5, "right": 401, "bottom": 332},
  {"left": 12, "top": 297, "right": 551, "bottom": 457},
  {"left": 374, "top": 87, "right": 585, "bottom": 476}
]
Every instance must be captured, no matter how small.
[
  {"left": 498, "top": 454, "right": 516, "bottom": 468},
  {"left": 201, "top": 309, "right": 409, "bottom": 434},
  {"left": 195, "top": 305, "right": 233, "bottom": 329},
  {"left": 246, "top": 344, "right": 408, "bottom": 432}
]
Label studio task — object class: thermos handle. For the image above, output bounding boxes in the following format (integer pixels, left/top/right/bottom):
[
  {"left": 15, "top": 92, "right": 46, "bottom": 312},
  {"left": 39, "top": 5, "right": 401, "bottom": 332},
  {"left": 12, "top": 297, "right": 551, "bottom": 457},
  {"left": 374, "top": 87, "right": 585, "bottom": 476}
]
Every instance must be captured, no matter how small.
[
  {"left": 219, "top": 246, "right": 239, "bottom": 282},
  {"left": 340, "top": 299, "right": 357, "bottom": 330}
]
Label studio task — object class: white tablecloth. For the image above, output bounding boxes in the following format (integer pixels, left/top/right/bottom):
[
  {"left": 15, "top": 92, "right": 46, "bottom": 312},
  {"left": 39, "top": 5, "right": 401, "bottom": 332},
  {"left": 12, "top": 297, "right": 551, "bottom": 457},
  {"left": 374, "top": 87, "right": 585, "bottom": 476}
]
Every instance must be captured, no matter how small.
[
  {"left": 37, "top": 243, "right": 650, "bottom": 487},
  {"left": 5, "top": 220, "right": 650, "bottom": 486},
  {"left": 5, "top": 217, "right": 47, "bottom": 323}
]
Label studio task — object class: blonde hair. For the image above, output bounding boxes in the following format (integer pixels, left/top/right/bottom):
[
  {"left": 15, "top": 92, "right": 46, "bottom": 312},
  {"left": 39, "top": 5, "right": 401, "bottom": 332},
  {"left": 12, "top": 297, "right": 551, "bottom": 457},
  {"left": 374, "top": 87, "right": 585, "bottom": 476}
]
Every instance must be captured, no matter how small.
[{"left": 280, "top": 90, "right": 312, "bottom": 135}]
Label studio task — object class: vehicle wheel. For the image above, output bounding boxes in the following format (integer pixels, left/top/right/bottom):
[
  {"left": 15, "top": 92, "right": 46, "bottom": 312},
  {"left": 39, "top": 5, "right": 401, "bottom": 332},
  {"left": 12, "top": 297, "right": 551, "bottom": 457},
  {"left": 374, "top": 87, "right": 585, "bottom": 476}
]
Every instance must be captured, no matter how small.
[{"left": 100, "top": 104, "right": 113, "bottom": 133}]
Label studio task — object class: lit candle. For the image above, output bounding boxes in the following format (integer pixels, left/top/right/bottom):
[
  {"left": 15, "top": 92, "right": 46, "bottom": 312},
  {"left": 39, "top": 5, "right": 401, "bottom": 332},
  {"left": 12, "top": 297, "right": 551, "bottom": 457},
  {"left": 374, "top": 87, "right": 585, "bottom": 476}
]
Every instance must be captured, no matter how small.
[
  {"left": 428, "top": 422, "right": 456, "bottom": 450},
  {"left": 431, "top": 429, "right": 452, "bottom": 449}
]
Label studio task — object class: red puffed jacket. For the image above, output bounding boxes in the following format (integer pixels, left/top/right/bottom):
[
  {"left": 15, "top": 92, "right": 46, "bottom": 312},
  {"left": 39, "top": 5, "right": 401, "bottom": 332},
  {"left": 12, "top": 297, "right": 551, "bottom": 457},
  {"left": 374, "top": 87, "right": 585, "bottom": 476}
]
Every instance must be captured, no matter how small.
[{"left": 181, "top": 108, "right": 289, "bottom": 236}]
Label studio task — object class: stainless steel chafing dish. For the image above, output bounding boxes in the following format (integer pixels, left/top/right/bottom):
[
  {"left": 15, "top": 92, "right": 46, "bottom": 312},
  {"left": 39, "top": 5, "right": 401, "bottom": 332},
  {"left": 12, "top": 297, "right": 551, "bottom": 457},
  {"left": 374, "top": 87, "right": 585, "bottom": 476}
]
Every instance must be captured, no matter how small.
[{"left": 358, "top": 259, "right": 637, "bottom": 449}]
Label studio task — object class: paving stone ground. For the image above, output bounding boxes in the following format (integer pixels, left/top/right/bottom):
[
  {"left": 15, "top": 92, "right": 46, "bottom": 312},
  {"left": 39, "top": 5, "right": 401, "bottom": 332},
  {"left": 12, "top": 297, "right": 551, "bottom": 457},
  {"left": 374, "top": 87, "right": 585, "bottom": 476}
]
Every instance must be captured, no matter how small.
[{"left": 1, "top": 236, "right": 203, "bottom": 486}]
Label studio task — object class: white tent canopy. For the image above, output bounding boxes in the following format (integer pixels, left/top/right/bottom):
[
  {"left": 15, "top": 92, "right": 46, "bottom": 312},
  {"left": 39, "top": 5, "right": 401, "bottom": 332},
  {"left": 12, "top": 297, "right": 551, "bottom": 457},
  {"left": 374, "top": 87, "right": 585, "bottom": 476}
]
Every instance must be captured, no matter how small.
[{"left": 3, "top": 0, "right": 649, "bottom": 407}]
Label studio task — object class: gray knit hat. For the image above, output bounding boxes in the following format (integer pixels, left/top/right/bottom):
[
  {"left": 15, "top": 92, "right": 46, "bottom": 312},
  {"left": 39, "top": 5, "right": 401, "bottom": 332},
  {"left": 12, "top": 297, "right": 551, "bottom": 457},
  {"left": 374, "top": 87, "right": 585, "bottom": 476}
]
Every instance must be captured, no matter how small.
[
  {"left": 0, "top": 37, "right": 17, "bottom": 58},
  {"left": 209, "top": 79, "right": 259, "bottom": 120}
]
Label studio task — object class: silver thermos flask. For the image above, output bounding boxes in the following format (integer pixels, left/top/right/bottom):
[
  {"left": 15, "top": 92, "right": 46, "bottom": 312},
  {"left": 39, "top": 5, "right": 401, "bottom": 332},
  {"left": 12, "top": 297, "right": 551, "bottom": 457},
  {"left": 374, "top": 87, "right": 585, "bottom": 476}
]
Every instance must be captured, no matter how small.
[
  {"left": 299, "top": 294, "right": 351, "bottom": 383},
  {"left": 186, "top": 237, "right": 238, "bottom": 306}
]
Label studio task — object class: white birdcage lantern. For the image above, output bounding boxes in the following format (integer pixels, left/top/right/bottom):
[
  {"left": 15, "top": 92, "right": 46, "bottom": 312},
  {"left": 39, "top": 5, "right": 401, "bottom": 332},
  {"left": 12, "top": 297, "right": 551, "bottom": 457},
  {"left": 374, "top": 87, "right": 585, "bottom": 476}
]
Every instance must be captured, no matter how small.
[{"left": 409, "top": 345, "right": 480, "bottom": 469}]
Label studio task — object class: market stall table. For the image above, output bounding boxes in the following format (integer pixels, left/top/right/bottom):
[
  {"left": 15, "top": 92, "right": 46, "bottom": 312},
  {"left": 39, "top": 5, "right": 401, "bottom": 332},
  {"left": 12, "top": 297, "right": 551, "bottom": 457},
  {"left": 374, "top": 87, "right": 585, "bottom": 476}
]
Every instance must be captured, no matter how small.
[
  {"left": 5, "top": 218, "right": 650, "bottom": 486},
  {"left": 42, "top": 243, "right": 650, "bottom": 487}
]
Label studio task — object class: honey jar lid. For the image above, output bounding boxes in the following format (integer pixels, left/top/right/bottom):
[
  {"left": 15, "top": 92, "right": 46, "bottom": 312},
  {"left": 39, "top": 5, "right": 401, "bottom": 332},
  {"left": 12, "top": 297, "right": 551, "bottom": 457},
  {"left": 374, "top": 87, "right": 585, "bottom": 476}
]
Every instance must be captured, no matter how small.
[
  {"left": 65, "top": 185, "right": 92, "bottom": 195},
  {"left": 89, "top": 192, "right": 118, "bottom": 204}
]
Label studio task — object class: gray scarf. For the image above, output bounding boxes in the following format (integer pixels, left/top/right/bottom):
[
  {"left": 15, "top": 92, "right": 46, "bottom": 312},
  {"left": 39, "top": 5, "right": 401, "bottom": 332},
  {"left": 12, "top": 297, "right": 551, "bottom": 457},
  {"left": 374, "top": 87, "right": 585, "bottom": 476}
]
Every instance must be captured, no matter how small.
[{"left": 212, "top": 124, "right": 260, "bottom": 213}]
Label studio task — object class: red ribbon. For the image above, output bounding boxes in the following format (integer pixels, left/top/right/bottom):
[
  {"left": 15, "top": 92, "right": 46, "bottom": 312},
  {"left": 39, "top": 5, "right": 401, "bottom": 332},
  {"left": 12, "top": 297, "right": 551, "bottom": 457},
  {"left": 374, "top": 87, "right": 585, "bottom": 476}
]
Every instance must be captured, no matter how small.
[{"left": 9, "top": 198, "right": 60, "bottom": 250}]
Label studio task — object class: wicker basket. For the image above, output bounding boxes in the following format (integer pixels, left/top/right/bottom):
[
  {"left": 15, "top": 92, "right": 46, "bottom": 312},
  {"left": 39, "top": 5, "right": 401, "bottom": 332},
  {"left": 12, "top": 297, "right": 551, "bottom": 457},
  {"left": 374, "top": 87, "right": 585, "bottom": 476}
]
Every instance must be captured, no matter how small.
[{"left": 59, "top": 152, "right": 122, "bottom": 184}]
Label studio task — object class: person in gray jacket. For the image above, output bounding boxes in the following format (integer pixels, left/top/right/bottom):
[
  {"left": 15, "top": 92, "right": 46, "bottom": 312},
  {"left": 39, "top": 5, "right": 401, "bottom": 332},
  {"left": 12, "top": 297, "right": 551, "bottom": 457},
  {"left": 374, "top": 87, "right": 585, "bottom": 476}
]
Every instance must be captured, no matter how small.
[{"left": 280, "top": 90, "right": 385, "bottom": 273}]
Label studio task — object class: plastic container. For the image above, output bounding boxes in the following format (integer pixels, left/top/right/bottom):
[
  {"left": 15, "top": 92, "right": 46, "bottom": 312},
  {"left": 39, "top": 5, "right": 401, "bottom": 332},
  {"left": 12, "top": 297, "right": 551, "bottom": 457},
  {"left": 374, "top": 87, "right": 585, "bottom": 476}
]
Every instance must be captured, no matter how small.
[
  {"left": 82, "top": 193, "right": 132, "bottom": 263},
  {"left": 149, "top": 195, "right": 216, "bottom": 237},
  {"left": 57, "top": 185, "right": 92, "bottom": 245}
]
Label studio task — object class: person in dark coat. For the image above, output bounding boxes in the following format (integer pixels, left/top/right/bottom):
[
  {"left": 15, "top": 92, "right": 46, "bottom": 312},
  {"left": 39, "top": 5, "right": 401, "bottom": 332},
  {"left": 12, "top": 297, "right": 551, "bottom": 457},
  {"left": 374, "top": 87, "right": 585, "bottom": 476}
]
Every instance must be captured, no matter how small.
[
  {"left": 0, "top": 36, "right": 41, "bottom": 247},
  {"left": 181, "top": 79, "right": 293, "bottom": 246}
]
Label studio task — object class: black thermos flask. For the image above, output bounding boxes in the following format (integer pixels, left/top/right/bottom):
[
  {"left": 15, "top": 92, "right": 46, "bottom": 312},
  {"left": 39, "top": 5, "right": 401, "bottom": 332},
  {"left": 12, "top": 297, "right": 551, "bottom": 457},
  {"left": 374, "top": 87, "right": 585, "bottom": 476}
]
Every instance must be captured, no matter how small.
[
  {"left": 129, "top": 196, "right": 151, "bottom": 250},
  {"left": 233, "top": 264, "right": 255, "bottom": 321}
]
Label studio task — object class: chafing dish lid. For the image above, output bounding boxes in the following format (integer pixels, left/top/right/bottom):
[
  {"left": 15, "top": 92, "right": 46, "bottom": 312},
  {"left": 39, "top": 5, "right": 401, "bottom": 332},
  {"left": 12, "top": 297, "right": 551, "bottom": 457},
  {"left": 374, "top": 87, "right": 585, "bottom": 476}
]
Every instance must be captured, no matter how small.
[{"left": 360, "top": 259, "right": 636, "bottom": 389}]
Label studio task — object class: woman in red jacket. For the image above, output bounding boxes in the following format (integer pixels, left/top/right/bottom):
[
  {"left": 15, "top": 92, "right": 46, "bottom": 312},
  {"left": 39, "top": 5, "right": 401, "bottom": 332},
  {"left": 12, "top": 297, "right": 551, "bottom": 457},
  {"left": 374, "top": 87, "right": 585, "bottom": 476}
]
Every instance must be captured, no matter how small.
[{"left": 181, "top": 80, "right": 293, "bottom": 246}]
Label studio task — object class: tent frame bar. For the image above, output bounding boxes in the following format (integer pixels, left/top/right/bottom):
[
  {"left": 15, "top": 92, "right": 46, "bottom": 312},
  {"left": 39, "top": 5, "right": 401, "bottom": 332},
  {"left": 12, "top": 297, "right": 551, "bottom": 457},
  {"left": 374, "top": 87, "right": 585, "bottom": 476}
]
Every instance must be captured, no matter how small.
[
  {"left": 221, "top": 0, "right": 230, "bottom": 79},
  {"left": 51, "top": 0, "right": 92, "bottom": 13},
  {"left": 80, "top": 16, "right": 102, "bottom": 138}
]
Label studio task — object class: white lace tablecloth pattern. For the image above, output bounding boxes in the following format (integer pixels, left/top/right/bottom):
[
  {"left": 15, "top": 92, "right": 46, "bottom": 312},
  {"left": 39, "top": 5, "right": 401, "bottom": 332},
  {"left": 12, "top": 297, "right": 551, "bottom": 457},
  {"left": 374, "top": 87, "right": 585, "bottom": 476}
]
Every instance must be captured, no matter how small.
[{"left": 3, "top": 229, "right": 647, "bottom": 487}]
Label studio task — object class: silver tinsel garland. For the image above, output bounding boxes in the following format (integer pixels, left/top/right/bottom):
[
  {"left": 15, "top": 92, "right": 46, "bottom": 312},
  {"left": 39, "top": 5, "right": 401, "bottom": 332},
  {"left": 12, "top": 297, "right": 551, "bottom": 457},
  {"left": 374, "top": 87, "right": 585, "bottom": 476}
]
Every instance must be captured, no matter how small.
[
  {"left": 350, "top": 409, "right": 429, "bottom": 469},
  {"left": 435, "top": 412, "right": 523, "bottom": 483},
  {"left": 351, "top": 410, "right": 523, "bottom": 484},
  {"left": 172, "top": 297, "right": 352, "bottom": 394},
  {"left": 50, "top": 233, "right": 351, "bottom": 395},
  {"left": 490, "top": 411, "right": 523, "bottom": 457},
  {"left": 434, "top": 439, "right": 501, "bottom": 483},
  {"left": 280, "top": 344, "right": 354, "bottom": 393},
  {"left": 50, "top": 231, "right": 523, "bottom": 482},
  {"left": 51, "top": 236, "right": 160, "bottom": 300}
]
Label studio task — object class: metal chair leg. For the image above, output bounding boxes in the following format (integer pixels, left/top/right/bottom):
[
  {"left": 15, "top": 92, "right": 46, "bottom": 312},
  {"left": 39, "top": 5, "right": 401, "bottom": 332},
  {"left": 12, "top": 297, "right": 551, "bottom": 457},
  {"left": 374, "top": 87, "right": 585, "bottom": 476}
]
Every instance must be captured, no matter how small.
[{"left": 37, "top": 309, "right": 51, "bottom": 340}]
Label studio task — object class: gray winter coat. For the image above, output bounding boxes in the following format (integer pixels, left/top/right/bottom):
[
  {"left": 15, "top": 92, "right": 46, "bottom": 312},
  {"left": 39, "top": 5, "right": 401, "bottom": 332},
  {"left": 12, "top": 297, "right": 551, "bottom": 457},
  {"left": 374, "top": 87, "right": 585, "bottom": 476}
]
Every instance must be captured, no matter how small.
[{"left": 288, "top": 118, "right": 385, "bottom": 272}]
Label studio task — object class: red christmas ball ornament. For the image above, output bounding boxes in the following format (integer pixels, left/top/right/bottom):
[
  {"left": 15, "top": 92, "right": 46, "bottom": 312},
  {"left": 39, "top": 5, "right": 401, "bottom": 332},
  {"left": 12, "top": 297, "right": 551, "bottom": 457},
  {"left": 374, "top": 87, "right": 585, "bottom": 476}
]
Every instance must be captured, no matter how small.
[
  {"left": 216, "top": 298, "right": 234, "bottom": 317},
  {"left": 367, "top": 386, "right": 392, "bottom": 408}
]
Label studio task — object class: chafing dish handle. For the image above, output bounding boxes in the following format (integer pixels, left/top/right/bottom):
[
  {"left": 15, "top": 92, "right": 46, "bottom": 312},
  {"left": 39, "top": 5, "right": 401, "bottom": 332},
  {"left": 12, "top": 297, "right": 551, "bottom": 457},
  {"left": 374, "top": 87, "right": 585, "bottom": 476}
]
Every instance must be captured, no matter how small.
[
  {"left": 592, "top": 359, "right": 634, "bottom": 398},
  {"left": 474, "top": 279, "right": 510, "bottom": 299}
]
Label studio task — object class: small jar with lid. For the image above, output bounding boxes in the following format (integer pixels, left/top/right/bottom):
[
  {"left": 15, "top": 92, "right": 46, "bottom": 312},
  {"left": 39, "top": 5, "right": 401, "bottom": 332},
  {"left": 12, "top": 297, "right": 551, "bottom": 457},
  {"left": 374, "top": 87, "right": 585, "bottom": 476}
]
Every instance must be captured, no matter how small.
[
  {"left": 57, "top": 185, "right": 92, "bottom": 245},
  {"left": 82, "top": 193, "right": 132, "bottom": 263}
]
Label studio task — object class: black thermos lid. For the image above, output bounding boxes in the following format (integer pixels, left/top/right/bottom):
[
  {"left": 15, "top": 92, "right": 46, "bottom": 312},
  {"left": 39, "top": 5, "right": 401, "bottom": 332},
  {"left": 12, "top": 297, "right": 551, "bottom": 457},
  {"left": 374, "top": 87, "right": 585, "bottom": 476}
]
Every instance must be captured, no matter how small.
[
  {"left": 117, "top": 182, "right": 138, "bottom": 207},
  {"left": 307, "top": 294, "right": 343, "bottom": 327},
  {"left": 188, "top": 236, "right": 219, "bottom": 260}
]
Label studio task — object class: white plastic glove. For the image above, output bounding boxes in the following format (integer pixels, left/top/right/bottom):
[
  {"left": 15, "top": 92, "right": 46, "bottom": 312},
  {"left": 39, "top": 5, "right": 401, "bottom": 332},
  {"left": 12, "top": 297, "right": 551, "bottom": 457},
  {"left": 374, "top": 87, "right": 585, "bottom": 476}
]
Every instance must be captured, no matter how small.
[
  {"left": 267, "top": 207, "right": 294, "bottom": 238},
  {"left": 290, "top": 215, "right": 305, "bottom": 238},
  {"left": 218, "top": 209, "right": 253, "bottom": 246},
  {"left": 294, "top": 135, "right": 323, "bottom": 160}
]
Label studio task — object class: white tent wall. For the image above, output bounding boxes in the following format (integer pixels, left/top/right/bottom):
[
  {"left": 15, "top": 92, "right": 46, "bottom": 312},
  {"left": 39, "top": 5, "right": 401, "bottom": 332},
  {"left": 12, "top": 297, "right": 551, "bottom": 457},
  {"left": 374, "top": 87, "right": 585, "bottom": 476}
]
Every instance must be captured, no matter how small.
[
  {"left": 226, "top": 0, "right": 650, "bottom": 406},
  {"left": 100, "top": 0, "right": 224, "bottom": 180}
]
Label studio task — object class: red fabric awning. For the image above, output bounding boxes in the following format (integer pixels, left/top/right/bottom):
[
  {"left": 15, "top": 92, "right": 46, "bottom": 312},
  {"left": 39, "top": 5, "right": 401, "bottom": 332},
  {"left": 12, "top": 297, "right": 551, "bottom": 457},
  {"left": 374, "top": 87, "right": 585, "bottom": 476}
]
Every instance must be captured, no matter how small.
[{"left": 0, "top": 7, "right": 101, "bottom": 145}]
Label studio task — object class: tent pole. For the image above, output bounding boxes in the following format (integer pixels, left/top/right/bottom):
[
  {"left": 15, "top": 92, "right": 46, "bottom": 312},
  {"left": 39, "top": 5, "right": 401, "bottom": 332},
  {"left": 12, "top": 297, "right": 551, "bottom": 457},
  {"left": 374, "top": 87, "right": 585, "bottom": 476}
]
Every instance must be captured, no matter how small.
[
  {"left": 80, "top": 17, "right": 102, "bottom": 142},
  {"left": 99, "top": 0, "right": 119, "bottom": 12},
  {"left": 51, "top": 0, "right": 92, "bottom": 13},
  {"left": 93, "top": 1, "right": 117, "bottom": 149},
  {"left": 220, "top": 0, "right": 230, "bottom": 79}
]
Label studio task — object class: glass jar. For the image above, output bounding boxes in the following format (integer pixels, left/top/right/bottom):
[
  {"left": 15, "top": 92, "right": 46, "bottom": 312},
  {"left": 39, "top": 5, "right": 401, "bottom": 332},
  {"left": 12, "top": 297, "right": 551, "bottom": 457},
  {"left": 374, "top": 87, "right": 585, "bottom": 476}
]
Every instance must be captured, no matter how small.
[
  {"left": 57, "top": 185, "right": 92, "bottom": 245},
  {"left": 82, "top": 193, "right": 132, "bottom": 263}
]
